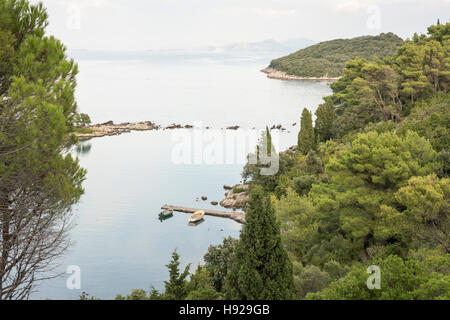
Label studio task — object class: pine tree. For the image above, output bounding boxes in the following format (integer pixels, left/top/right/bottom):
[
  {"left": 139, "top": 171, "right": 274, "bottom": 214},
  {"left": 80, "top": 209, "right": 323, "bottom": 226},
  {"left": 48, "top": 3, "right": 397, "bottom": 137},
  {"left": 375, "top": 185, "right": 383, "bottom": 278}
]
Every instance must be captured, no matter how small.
[
  {"left": 298, "top": 108, "right": 315, "bottom": 155},
  {"left": 164, "top": 250, "right": 191, "bottom": 300},
  {"left": 395, "top": 41, "right": 429, "bottom": 104},
  {"left": 0, "top": 0, "right": 86, "bottom": 299},
  {"left": 224, "top": 186, "right": 294, "bottom": 300}
]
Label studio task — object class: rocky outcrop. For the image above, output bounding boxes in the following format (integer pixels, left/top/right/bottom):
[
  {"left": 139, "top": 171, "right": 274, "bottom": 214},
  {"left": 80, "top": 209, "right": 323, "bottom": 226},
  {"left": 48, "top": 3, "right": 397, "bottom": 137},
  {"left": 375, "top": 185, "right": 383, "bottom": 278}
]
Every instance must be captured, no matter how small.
[
  {"left": 166, "top": 123, "right": 183, "bottom": 129},
  {"left": 74, "top": 121, "right": 160, "bottom": 140},
  {"left": 220, "top": 184, "right": 249, "bottom": 210},
  {"left": 270, "top": 124, "right": 286, "bottom": 131},
  {"left": 261, "top": 67, "right": 340, "bottom": 82}
]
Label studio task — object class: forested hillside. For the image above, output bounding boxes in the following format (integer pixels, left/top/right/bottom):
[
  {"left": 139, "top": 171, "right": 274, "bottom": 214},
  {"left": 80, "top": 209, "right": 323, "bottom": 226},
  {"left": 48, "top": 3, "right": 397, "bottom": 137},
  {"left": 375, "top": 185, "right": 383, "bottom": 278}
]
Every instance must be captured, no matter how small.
[
  {"left": 268, "top": 33, "right": 404, "bottom": 78},
  {"left": 248, "top": 21, "right": 450, "bottom": 300}
]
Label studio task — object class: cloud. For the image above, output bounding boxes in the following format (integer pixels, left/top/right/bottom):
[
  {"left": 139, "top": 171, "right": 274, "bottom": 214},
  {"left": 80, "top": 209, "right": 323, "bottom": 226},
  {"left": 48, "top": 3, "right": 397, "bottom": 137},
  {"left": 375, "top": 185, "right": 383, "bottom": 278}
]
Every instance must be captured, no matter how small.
[
  {"left": 334, "top": 0, "right": 378, "bottom": 12},
  {"left": 252, "top": 8, "right": 297, "bottom": 18},
  {"left": 212, "top": 6, "right": 297, "bottom": 18}
]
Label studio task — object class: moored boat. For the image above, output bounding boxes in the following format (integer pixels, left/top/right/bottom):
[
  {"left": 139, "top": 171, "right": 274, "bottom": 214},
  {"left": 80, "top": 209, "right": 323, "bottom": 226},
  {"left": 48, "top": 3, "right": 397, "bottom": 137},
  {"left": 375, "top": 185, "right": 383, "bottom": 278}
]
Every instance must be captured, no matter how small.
[
  {"left": 159, "top": 209, "right": 173, "bottom": 220},
  {"left": 189, "top": 210, "right": 205, "bottom": 223}
]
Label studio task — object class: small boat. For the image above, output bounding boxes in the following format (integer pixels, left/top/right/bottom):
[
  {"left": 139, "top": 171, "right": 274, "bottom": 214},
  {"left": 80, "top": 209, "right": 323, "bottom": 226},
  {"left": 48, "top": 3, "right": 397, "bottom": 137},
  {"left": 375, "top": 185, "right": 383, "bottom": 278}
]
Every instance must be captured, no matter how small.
[
  {"left": 159, "top": 209, "right": 173, "bottom": 220},
  {"left": 189, "top": 210, "right": 205, "bottom": 223}
]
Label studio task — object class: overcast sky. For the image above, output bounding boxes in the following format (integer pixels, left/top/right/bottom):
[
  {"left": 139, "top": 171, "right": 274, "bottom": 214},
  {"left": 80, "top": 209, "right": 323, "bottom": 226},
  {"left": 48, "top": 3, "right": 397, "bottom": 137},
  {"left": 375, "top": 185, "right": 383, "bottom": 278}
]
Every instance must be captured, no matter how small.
[{"left": 32, "top": 0, "right": 450, "bottom": 51}]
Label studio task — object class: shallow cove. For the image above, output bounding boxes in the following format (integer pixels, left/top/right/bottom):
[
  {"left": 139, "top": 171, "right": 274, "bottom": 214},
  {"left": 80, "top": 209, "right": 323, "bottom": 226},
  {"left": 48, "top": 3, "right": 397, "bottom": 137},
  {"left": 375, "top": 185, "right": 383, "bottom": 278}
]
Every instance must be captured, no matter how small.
[{"left": 31, "top": 51, "right": 331, "bottom": 299}]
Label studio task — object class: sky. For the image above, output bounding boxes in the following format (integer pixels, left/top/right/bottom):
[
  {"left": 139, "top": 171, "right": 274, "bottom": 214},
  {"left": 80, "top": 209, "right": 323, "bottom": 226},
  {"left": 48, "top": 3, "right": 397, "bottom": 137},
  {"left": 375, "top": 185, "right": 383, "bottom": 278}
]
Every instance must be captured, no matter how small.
[{"left": 31, "top": 0, "right": 450, "bottom": 51}]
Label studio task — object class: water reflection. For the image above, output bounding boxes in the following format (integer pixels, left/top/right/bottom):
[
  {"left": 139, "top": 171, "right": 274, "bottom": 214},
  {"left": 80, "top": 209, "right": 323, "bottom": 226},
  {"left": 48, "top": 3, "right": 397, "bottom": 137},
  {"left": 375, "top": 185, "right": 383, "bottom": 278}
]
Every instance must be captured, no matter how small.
[
  {"left": 75, "top": 143, "right": 92, "bottom": 155},
  {"left": 188, "top": 219, "right": 205, "bottom": 227}
]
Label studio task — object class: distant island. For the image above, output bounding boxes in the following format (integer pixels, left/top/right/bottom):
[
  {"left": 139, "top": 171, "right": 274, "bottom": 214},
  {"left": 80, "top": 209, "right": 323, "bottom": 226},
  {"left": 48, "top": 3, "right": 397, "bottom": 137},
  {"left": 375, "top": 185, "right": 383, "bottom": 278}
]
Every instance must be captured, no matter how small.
[{"left": 263, "top": 33, "right": 404, "bottom": 80}]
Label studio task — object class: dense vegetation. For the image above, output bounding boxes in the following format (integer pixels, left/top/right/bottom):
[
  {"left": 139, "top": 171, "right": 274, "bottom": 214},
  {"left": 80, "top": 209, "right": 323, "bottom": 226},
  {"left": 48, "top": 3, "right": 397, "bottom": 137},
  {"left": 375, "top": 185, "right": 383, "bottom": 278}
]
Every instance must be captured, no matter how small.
[
  {"left": 258, "top": 21, "right": 450, "bottom": 299},
  {"left": 127, "top": 22, "right": 448, "bottom": 301},
  {"left": 269, "top": 33, "right": 404, "bottom": 78},
  {"left": 0, "top": 0, "right": 88, "bottom": 299},
  {"left": 113, "top": 22, "right": 449, "bottom": 301}
]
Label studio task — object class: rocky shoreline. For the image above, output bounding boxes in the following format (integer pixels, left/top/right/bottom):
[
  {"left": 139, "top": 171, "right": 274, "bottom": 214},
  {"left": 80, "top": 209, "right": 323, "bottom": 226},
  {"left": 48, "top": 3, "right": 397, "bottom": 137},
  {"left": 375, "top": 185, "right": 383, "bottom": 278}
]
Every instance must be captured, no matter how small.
[
  {"left": 220, "top": 184, "right": 249, "bottom": 210},
  {"left": 74, "top": 121, "right": 161, "bottom": 140},
  {"left": 74, "top": 120, "right": 291, "bottom": 140},
  {"left": 261, "top": 67, "right": 340, "bottom": 82}
]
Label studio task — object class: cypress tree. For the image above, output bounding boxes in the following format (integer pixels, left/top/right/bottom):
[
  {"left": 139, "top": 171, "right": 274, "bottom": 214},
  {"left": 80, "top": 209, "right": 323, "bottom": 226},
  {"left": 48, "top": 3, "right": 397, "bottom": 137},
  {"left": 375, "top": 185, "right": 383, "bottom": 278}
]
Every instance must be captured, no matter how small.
[
  {"left": 298, "top": 108, "right": 315, "bottom": 155},
  {"left": 315, "top": 102, "right": 336, "bottom": 143},
  {"left": 224, "top": 186, "right": 294, "bottom": 300}
]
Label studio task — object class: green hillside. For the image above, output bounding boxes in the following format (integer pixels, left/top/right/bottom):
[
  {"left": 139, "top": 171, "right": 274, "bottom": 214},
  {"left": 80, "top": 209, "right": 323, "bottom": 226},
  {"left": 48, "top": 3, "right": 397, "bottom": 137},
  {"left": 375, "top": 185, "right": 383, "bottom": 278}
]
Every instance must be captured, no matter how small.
[{"left": 269, "top": 33, "right": 404, "bottom": 78}]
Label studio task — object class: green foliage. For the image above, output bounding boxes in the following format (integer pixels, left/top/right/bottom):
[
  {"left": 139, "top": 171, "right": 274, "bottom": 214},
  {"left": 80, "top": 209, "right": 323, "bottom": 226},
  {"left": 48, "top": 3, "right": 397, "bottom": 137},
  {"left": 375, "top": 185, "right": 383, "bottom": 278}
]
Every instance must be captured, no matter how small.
[
  {"left": 308, "top": 254, "right": 450, "bottom": 300},
  {"left": 73, "top": 112, "right": 91, "bottom": 128},
  {"left": 164, "top": 250, "right": 191, "bottom": 300},
  {"left": 275, "top": 188, "right": 317, "bottom": 261},
  {"left": 293, "top": 175, "right": 316, "bottom": 196},
  {"left": 397, "top": 93, "right": 450, "bottom": 152},
  {"left": 203, "top": 237, "right": 238, "bottom": 293},
  {"left": 298, "top": 108, "right": 315, "bottom": 155},
  {"left": 296, "top": 265, "right": 331, "bottom": 299},
  {"left": 378, "top": 174, "right": 449, "bottom": 253},
  {"left": 309, "top": 131, "right": 439, "bottom": 262},
  {"left": 327, "top": 23, "right": 450, "bottom": 139},
  {"left": 79, "top": 292, "right": 100, "bottom": 300},
  {"left": 185, "top": 265, "right": 221, "bottom": 300},
  {"left": 242, "top": 128, "right": 279, "bottom": 191},
  {"left": 270, "top": 33, "right": 403, "bottom": 78},
  {"left": 186, "top": 287, "right": 221, "bottom": 300},
  {"left": 0, "top": 0, "right": 86, "bottom": 298},
  {"left": 315, "top": 102, "right": 336, "bottom": 143},
  {"left": 232, "top": 187, "right": 246, "bottom": 194},
  {"left": 224, "top": 186, "right": 294, "bottom": 299}
]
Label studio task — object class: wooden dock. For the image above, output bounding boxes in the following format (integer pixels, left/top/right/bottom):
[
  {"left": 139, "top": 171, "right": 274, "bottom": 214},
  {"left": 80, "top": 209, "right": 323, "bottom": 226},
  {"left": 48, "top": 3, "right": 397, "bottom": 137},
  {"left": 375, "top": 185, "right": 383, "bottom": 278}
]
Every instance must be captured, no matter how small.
[{"left": 161, "top": 205, "right": 246, "bottom": 224}]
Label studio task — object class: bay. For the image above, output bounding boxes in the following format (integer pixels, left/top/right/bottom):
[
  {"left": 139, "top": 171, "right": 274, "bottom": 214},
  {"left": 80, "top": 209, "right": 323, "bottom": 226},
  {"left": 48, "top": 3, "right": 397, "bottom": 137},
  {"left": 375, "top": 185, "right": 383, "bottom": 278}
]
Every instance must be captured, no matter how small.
[{"left": 31, "top": 51, "right": 332, "bottom": 300}]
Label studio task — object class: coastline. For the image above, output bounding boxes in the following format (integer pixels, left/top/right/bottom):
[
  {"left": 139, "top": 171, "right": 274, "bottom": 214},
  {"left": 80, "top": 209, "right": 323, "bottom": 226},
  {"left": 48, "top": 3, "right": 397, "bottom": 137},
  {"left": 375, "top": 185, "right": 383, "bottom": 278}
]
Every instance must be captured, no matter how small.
[
  {"left": 74, "top": 121, "right": 161, "bottom": 140},
  {"left": 73, "top": 120, "right": 292, "bottom": 140},
  {"left": 261, "top": 67, "right": 340, "bottom": 82}
]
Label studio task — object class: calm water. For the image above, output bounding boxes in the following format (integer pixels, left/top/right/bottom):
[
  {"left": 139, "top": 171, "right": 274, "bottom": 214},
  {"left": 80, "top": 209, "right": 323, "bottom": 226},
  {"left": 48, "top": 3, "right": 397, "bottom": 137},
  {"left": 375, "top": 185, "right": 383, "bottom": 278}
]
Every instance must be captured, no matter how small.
[{"left": 31, "top": 51, "right": 332, "bottom": 300}]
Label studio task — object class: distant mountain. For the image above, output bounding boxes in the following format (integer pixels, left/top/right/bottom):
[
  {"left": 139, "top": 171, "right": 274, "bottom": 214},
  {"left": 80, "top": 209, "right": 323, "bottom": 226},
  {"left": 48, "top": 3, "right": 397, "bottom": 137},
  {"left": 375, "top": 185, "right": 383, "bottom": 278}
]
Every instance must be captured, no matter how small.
[{"left": 267, "top": 33, "right": 404, "bottom": 78}]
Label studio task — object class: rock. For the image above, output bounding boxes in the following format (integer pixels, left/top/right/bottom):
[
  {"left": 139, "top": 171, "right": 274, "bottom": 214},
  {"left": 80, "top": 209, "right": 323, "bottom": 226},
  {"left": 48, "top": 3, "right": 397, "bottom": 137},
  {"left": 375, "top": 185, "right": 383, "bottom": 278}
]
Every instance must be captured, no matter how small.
[
  {"left": 211, "top": 201, "right": 218, "bottom": 206},
  {"left": 166, "top": 123, "right": 183, "bottom": 129},
  {"left": 261, "top": 67, "right": 341, "bottom": 82},
  {"left": 292, "top": 123, "right": 297, "bottom": 126},
  {"left": 74, "top": 120, "right": 160, "bottom": 140},
  {"left": 223, "top": 184, "right": 233, "bottom": 190},
  {"left": 100, "top": 120, "right": 114, "bottom": 126},
  {"left": 276, "top": 124, "right": 282, "bottom": 130},
  {"left": 184, "top": 124, "right": 193, "bottom": 129},
  {"left": 220, "top": 184, "right": 249, "bottom": 209},
  {"left": 226, "top": 125, "right": 240, "bottom": 130},
  {"left": 201, "top": 196, "right": 208, "bottom": 201}
]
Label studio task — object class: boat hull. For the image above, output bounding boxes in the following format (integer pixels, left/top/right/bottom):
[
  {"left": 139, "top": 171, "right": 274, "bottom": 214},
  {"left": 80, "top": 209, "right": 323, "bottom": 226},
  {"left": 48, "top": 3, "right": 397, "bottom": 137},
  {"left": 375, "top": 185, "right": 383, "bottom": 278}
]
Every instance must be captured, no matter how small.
[
  {"left": 159, "top": 210, "right": 173, "bottom": 220},
  {"left": 189, "top": 210, "right": 205, "bottom": 223}
]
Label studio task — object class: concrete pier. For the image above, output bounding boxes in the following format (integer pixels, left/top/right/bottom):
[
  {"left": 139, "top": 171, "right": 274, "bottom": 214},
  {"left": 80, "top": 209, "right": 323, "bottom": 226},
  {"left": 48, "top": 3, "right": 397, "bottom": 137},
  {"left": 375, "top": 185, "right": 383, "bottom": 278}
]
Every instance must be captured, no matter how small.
[{"left": 161, "top": 205, "right": 246, "bottom": 224}]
